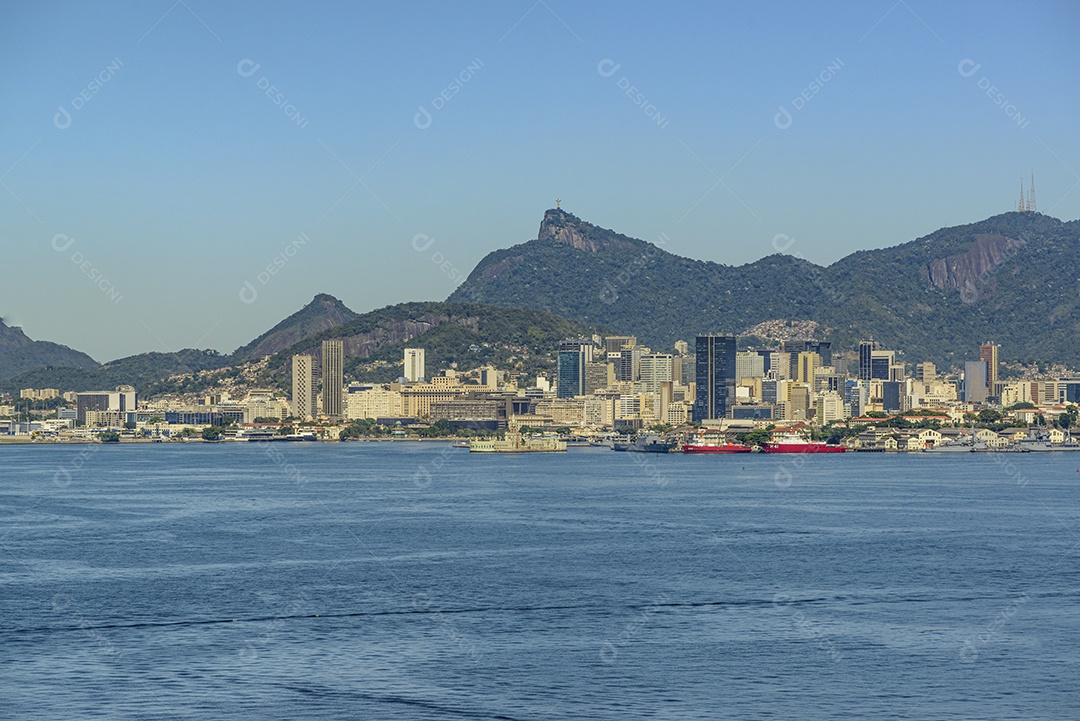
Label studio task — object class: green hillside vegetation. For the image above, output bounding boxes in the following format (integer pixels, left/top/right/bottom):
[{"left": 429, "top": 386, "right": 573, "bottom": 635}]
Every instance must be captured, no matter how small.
[
  {"left": 2, "top": 349, "right": 231, "bottom": 394},
  {"left": 265, "top": 301, "right": 597, "bottom": 386}
]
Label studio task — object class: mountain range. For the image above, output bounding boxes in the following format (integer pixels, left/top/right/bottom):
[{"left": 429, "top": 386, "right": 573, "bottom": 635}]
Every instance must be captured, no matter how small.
[
  {"left": 450, "top": 208, "right": 1080, "bottom": 369},
  {"left": 4, "top": 206, "right": 1079, "bottom": 395}
]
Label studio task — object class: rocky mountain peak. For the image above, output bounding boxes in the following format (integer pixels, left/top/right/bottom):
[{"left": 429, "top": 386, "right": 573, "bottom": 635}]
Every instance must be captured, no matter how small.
[{"left": 537, "top": 208, "right": 639, "bottom": 253}]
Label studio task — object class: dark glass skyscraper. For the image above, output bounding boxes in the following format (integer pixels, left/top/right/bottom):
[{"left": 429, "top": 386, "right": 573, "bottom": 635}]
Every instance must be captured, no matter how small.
[
  {"left": 556, "top": 340, "right": 593, "bottom": 398},
  {"left": 693, "top": 334, "right": 737, "bottom": 421},
  {"left": 858, "top": 341, "right": 875, "bottom": 381}
]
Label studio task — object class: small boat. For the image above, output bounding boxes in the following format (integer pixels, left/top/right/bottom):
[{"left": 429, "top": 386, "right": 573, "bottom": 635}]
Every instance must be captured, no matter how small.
[
  {"left": 613, "top": 433, "right": 673, "bottom": 453},
  {"left": 451, "top": 441, "right": 470, "bottom": 448},
  {"left": 761, "top": 432, "right": 845, "bottom": 454}
]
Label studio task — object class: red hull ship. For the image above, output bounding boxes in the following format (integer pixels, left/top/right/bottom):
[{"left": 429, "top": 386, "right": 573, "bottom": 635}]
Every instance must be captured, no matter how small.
[
  {"left": 683, "top": 441, "right": 752, "bottom": 454},
  {"left": 761, "top": 432, "right": 846, "bottom": 454}
]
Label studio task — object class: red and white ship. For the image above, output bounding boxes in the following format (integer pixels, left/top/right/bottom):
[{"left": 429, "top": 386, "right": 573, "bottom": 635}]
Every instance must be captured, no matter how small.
[
  {"left": 760, "top": 431, "right": 846, "bottom": 454},
  {"left": 683, "top": 435, "right": 752, "bottom": 454}
]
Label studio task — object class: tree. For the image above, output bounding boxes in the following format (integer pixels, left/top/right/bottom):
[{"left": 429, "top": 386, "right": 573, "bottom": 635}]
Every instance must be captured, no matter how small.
[
  {"left": 98, "top": 431, "right": 120, "bottom": 443},
  {"left": 977, "top": 409, "right": 1003, "bottom": 424},
  {"left": 201, "top": 426, "right": 224, "bottom": 441},
  {"left": 736, "top": 428, "right": 772, "bottom": 447}
]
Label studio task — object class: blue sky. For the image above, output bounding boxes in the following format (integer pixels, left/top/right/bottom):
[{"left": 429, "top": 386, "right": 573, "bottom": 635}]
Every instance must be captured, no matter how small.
[{"left": 2, "top": 0, "right": 1078, "bottom": 361}]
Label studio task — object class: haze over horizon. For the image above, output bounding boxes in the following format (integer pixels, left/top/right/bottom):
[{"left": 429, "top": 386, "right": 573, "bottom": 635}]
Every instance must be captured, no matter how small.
[{"left": 3, "top": 0, "right": 1078, "bottom": 362}]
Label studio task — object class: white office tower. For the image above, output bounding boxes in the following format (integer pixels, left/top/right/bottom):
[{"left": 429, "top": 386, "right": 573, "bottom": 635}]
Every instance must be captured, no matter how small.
[{"left": 403, "top": 348, "right": 426, "bottom": 382}]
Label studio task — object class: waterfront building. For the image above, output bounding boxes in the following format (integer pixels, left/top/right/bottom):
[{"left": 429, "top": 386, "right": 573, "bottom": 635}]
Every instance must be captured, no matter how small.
[
  {"left": 76, "top": 386, "right": 135, "bottom": 427},
  {"left": 345, "top": 384, "right": 403, "bottom": 420}
]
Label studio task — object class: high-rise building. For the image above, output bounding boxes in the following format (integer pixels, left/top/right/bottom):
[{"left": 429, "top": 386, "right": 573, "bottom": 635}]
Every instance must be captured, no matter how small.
[
  {"left": 736, "top": 351, "right": 765, "bottom": 381},
  {"left": 693, "top": 334, "right": 737, "bottom": 421},
  {"left": 845, "top": 379, "right": 868, "bottom": 417},
  {"left": 796, "top": 352, "right": 821, "bottom": 384},
  {"left": 557, "top": 340, "right": 593, "bottom": 398},
  {"left": 75, "top": 386, "right": 135, "bottom": 427},
  {"left": 964, "top": 360, "right": 989, "bottom": 404},
  {"left": 979, "top": 343, "right": 1000, "bottom": 390},
  {"left": 321, "top": 340, "right": 344, "bottom": 418},
  {"left": 870, "top": 350, "right": 895, "bottom": 380},
  {"left": 786, "top": 385, "right": 811, "bottom": 421},
  {"left": 916, "top": 362, "right": 936, "bottom": 382},
  {"left": 604, "top": 335, "right": 636, "bottom": 353},
  {"left": 639, "top": 354, "right": 674, "bottom": 395},
  {"left": 610, "top": 346, "right": 643, "bottom": 382},
  {"left": 817, "top": 391, "right": 845, "bottom": 425},
  {"left": 403, "top": 348, "right": 425, "bottom": 382},
  {"left": 882, "top": 381, "right": 903, "bottom": 412},
  {"left": 679, "top": 356, "right": 695, "bottom": 386},
  {"left": 673, "top": 340, "right": 689, "bottom": 356},
  {"left": 292, "top": 355, "right": 316, "bottom": 420},
  {"left": 782, "top": 340, "right": 832, "bottom": 374},
  {"left": 584, "top": 362, "right": 613, "bottom": 395},
  {"left": 858, "top": 341, "right": 876, "bottom": 381}
]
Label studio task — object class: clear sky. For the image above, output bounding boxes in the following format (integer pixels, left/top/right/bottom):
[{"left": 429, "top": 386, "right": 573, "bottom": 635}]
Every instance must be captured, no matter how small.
[{"left": 2, "top": 0, "right": 1078, "bottom": 361}]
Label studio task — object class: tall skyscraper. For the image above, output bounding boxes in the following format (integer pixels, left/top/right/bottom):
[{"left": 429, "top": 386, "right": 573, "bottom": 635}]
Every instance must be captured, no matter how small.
[
  {"left": 403, "top": 348, "right": 425, "bottom": 382},
  {"left": 858, "top": 341, "right": 876, "bottom": 380},
  {"left": 321, "top": 340, "right": 344, "bottom": 418},
  {"left": 964, "top": 360, "right": 989, "bottom": 403},
  {"left": 292, "top": 355, "right": 315, "bottom": 420},
  {"left": 796, "top": 351, "right": 821, "bottom": 384},
  {"left": 639, "top": 354, "right": 674, "bottom": 395},
  {"left": 979, "top": 343, "right": 1000, "bottom": 389},
  {"left": 693, "top": 334, "right": 737, "bottom": 421},
  {"left": 557, "top": 339, "right": 593, "bottom": 398}
]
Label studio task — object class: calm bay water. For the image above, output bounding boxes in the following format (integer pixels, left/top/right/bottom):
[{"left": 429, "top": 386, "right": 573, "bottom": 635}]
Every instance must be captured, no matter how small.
[{"left": 1, "top": 443, "right": 1078, "bottom": 720}]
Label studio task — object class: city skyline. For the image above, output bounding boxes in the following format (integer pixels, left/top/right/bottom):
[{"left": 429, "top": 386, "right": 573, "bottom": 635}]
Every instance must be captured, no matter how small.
[{"left": 3, "top": 1, "right": 1078, "bottom": 361}]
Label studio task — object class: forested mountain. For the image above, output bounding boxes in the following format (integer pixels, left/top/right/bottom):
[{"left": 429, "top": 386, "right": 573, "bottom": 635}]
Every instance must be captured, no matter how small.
[{"left": 450, "top": 208, "right": 1080, "bottom": 368}]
